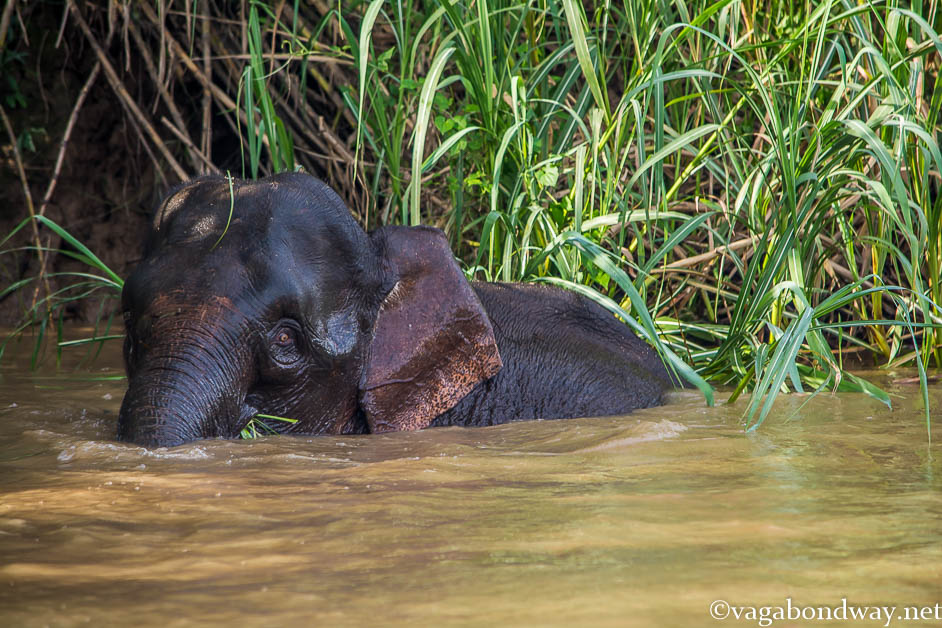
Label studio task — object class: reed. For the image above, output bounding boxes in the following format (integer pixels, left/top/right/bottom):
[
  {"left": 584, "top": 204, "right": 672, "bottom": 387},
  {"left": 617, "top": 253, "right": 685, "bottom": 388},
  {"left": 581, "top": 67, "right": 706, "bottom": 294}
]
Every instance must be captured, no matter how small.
[
  {"left": 2, "top": 0, "right": 939, "bottom": 434},
  {"left": 0, "top": 216, "right": 123, "bottom": 368}
]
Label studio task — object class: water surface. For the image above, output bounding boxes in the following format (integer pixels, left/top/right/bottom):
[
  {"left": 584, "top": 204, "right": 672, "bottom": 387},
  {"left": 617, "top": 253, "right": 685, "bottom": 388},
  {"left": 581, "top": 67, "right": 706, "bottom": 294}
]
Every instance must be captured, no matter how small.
[{"left": 0, "top": 334, "right": 939, "bottom": 626}]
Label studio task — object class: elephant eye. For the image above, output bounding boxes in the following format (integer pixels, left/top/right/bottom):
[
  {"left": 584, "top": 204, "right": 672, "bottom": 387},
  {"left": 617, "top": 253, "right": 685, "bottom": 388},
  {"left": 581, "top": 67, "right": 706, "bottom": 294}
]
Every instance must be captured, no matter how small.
[
  {"left": 275, "top": 329, "right": 293, "bottom": 346},
  {"left": 272, "top": 326, "right": 297, "bottom": 348},
  {"left": 267, "top": 321, "right": 305, "bottom": 368}
]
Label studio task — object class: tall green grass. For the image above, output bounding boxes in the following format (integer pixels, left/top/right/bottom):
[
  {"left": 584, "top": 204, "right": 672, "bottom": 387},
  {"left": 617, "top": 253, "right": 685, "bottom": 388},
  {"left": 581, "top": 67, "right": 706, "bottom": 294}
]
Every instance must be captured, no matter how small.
[
  {"left": 240, "top": 1, "right": 297, "bottom": 177},
  {"left": 0, "top": 215, "right": 123, "bottom": 368},
  {"left": 344, "top": 0, "right": 940, "bottom": 431},
  {"left": 3, "top": 0, "right": 939, "bottom": 435}
]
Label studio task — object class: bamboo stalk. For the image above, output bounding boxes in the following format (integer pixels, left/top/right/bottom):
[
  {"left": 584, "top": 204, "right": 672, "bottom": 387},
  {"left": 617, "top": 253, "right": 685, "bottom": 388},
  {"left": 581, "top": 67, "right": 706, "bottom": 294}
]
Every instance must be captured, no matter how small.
[
  {"left": 205, "top": 52, "right": 350, "bottom": 63},
  {"left": 663, "top": 235, "right": 759, "bottom": 270}
]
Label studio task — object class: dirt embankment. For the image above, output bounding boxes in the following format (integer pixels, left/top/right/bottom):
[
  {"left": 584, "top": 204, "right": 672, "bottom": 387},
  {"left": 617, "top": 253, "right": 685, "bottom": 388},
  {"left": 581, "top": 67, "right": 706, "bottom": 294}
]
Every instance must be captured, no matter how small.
[
  {"left": 1, "top": 95, "right": 157, "bottom": 325},
  {"left": 0, "top": 3, "right": 245, "bottom": 326},
  {"left": 1, "top": 6, "right": 159, "bottom": 325}
]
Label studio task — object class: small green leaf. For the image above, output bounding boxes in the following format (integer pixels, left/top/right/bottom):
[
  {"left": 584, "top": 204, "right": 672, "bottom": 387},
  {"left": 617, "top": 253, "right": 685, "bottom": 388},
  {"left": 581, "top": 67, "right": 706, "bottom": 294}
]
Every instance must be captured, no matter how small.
[{"left": 536, "top": 164, "right": 559, "bottom": 188}]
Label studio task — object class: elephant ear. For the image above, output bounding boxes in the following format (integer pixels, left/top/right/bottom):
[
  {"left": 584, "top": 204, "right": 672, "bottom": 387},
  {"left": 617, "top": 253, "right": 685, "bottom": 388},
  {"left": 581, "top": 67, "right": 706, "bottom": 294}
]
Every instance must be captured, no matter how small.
[{"left": 359, "top": 226, "right": 502, "bottom": 433}]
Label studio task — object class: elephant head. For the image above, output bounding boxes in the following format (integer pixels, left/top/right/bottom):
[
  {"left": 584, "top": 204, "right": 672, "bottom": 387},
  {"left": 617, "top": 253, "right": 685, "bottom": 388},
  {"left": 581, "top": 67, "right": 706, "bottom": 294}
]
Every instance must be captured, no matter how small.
[{"left": 117, "top": 173, "right": 501, "bottom": 446}]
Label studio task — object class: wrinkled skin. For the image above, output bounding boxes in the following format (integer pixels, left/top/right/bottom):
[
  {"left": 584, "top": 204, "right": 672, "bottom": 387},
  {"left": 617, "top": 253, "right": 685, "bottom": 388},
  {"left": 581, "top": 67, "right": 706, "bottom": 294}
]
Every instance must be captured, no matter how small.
[{"left": 118, "top": 173, "right": 672, "bottom": 447}]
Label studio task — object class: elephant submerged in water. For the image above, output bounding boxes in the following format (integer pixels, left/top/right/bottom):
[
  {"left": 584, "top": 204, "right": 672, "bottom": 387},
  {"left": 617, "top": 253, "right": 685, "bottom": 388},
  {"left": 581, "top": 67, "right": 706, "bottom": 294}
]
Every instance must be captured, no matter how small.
[{"left": 118, "top": 172, "right": 672, "bottom": 447}]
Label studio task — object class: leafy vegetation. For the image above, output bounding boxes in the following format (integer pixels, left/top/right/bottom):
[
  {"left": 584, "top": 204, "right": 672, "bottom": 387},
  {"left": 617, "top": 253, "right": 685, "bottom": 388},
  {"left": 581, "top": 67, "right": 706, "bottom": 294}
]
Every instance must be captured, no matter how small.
[
  {"left": 2, "top": 0, "right": 940, "bottom": 434},
  {"left": 240, "top": 413, "right": 300, "bottom": 440},
  {"left": 0, "top": 215, "right": 123, "bottom": 368}
]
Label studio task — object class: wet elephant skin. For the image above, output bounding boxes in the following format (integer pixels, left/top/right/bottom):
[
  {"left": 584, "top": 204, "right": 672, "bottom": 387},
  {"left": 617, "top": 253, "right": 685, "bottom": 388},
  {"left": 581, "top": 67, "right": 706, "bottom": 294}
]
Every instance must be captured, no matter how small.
[{"left": 117, "top": 172, "right": 672, "bottom": 447}]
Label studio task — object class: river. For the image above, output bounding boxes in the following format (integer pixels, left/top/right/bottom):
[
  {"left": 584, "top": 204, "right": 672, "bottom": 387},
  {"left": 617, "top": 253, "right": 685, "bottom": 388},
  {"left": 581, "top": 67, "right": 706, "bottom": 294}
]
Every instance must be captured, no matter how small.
[{"left": 0, "top": 333, "right": 939, "bottom": 626}]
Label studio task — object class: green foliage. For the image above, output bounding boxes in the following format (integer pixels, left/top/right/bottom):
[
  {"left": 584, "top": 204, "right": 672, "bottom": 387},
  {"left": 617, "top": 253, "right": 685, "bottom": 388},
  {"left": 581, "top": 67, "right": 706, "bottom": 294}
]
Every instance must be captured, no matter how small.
[
  {"left": 240, "top": 0, "right": 296, "bottom": 178},
  {"left": 1, "top": 48, "right": 27, "bottom": 108},
  {"left": 240, "top": 413, "right": 299, "bottom": 439},
  {"left": 0, "top": 216, "right": 123, "bottom": 368},
  {"left": 345, "top": 0, "right": 941, "bottom": 432},
  {"left": 3, "top": 0, "right": 941, "bottom": 435}
]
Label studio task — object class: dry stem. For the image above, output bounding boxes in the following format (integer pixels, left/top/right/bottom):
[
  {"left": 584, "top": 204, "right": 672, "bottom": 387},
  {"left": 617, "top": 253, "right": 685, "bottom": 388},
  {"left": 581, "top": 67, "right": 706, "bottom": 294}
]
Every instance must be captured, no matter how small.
[
  {"left": 0, "top": 103, "right": 52, "bottom": 312},
  {"left": 68, "top": 0, "right": 188, "bottom": 181},
  {"left": 0, "top": 0, "right": 16, "bottom": 51}
]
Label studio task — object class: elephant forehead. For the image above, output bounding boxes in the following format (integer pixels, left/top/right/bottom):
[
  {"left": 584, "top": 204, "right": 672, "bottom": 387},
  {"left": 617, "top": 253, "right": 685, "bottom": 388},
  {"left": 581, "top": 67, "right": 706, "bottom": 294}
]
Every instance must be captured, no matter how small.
[
  {"left": 155, "top": 178, "right": 245, "bottom": 232},
  {"left": 144, "top": 292, "right": 243, "bottom": 323},
  {"left": 161, "top": 207, "right": 271, "bottom": 249},
  {"left": 151, "top": 177, "right": 369, "bottom": 264},
  {"left": 169, "top": 213, "right": 221, "bottom": 245},
  {"left": 131, "top": 232, "right": 353, "bottom": 313},
  {"left": 159, "top": 208, "right": 361, "bottom": 266}
]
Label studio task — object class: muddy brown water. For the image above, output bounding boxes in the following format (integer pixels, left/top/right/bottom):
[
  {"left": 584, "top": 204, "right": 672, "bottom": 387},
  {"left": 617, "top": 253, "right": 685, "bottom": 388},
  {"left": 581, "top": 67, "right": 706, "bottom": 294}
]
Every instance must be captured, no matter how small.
[{"left": 0, "top": 333, "right": 940, "bottom": 627}]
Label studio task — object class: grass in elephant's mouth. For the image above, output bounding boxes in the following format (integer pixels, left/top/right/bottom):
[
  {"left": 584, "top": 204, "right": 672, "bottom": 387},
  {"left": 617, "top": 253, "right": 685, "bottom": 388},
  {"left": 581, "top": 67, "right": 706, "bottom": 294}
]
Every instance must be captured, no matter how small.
[{"left": 240, "top": 414, "right": 298, "bottom": 440}]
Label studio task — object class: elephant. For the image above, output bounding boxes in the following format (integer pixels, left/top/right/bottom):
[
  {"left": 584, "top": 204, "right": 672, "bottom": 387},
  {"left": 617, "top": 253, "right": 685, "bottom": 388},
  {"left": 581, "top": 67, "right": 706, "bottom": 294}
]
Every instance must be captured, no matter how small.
[{"left": 117, "top": 172, "right": 672, "bottom": 447}]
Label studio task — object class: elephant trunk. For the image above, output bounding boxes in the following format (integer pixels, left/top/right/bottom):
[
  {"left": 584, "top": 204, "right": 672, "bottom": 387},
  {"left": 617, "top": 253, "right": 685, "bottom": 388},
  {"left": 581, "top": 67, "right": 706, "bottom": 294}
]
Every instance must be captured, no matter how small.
[{"left": 118, "top": 323, "right": 251, "bottom": 447}]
